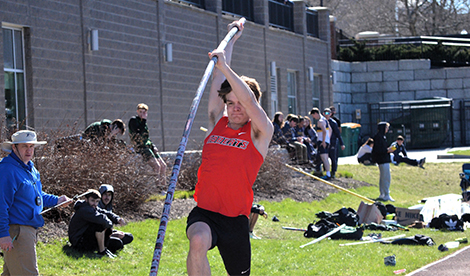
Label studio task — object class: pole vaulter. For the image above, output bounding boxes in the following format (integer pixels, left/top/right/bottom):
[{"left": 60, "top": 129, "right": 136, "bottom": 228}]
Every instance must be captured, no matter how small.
[
  {"left": 285, "top": 164, "right": 375, "bottom": 204},
  {"left": 149, "top": 17, "right": 246, "bottom": 276}
]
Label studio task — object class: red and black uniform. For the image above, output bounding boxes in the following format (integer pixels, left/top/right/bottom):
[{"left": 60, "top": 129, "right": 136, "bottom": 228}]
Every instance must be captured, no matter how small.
[{"left": 188, "top": 116, "right": 263, "bottom": 275}]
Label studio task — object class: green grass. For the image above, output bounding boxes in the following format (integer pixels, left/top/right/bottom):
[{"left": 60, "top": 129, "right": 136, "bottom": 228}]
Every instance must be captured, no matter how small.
[
  {"left": 1, "top": 162, "right": 469, "bottom": 275},
  {"left": 448, "top": 149, "right": 470, "bottom": 156}
]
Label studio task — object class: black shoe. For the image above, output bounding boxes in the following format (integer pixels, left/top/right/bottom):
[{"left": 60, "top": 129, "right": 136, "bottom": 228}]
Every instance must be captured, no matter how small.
[
  {"left": 418, "top": 158, "right": 426, "bottom": 169},
  {"left": 97, "top": 249, "right": 116, "bottom": 259}
]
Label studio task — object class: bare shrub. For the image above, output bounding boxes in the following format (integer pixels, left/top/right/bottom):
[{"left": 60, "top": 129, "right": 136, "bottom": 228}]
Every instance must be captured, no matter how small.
[
  {"left": 1, "top": 122, "right": 164, "bottom": 220},
  {"left": 253, "top": 148, "right": 291, "bottom": 194}
]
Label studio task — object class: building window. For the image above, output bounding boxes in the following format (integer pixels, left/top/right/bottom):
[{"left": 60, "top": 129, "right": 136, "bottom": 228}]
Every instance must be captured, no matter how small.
[
  {"left": 287, "top": 70, "right": 297, "bottom": 114},
  {"left": 312, "top": 75, "right": 320, "bottom": 108},
  {"left": 3, "top": 26, "right": 26, "bottom": 129}
]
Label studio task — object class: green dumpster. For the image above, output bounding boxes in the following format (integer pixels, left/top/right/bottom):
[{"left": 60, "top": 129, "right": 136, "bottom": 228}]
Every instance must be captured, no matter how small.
[{"left": 339, "top": 123, "right": 361, "bottom": 157}]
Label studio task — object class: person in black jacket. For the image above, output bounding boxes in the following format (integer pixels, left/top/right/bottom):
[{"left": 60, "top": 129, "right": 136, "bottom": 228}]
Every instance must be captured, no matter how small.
[
  {"left": 372, "top": 122, "right": 395, "bottom": 202},
  {"left": 390, "top": 136, "right": 425, "bottom": 168},
  {"left": 68, "top": 189, "right": 127, "bottom": 258}
]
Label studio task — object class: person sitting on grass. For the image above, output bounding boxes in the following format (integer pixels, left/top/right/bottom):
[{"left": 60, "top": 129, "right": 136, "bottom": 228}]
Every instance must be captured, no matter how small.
[
  {"left": 68, "top": 189, "right": 127, "bottom": 258},
  {"left": 390, "top": 136, "right": 425, "bottom": 169},
  {"left": 357, "top": 138, "right": 375, "bottom": 165},
  {"left": 98, "top": 184, "right": 134, "bottom": 248},
  {"left": 249, "top": 204, "right": 268, "bottom": 240}
]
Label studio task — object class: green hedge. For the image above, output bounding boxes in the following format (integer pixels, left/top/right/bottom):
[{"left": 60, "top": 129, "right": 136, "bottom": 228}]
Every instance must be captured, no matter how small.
[{"left": 337, "top": 40, "right": 470, "bottom": 67}]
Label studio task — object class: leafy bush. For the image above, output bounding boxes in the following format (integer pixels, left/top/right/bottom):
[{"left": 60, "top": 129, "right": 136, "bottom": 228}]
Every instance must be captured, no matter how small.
[{"left": 338, "top": 40, "right": 470, "bottom": 67}]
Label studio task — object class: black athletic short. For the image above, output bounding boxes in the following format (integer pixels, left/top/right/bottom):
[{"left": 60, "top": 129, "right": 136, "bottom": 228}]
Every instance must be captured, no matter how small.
[
  {"left": 318, "top": 142, "right": 330, "bottom": 154},
  {"left": 186, "top": 206, "right": 251, "bottom": 275}
]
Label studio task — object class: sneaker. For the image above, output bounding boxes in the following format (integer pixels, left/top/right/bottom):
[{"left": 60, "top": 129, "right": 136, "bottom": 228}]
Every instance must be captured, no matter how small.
[
  {"left": 97, "top": 249, "right": 116, "bottom": 259},
  {"left": 249, "top": 232, "right": 262, "bottom": 240},
  {"left": 418, "top": 158, "right": 426, "bottom": 169},
  {"left": 383, "top": 195, "right": 395, "bottom": 202},
  {"left": 320, "top": 175, "right": 331, "bottom": 180}
]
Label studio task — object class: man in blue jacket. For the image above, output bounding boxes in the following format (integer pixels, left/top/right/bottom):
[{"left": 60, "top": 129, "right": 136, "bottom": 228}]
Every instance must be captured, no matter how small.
[{"left": 0, "top": 130, "right": 71, "bottom": 275}]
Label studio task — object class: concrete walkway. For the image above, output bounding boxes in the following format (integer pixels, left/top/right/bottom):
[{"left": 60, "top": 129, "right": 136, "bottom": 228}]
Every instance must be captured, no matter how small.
[
  {"left": 338, "top": 146, "right": 470, "bottom": 275},
  {"left": 338, "top": 146, "right": 470, "bottom": 165}
]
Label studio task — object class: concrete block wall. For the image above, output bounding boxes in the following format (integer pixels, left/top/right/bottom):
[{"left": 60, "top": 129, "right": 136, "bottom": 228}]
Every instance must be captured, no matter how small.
[
  {"left": 332, "top": 59, "right": 470, "bottom": 145},
  {"left": 1, "top": 0, "right": 332, "bottom": 151}
]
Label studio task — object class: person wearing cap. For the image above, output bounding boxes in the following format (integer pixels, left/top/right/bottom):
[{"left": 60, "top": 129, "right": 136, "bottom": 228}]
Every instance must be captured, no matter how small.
[
  {"left": 0, "top": 130, "right": 71, "bottom": 275},
  {"left": 68, "top": 189, "right": 126, "bottom": 258},
  {"left": 98, "top": 184, "right": 134, "bottom": 247},
  {"left": 128, "top": 103, "right": 167, "bottom": 186},
  {"left": 372, "top": 122, "right": 395, "bottom": 202},
  {"left": 390, "top": 136, "right": 426, "bottom": 169}
]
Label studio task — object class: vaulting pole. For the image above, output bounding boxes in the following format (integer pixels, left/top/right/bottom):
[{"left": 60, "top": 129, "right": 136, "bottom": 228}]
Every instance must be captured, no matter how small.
[
  {"left": 149, "top": 17, "right": 246, "bottom": 276},
  {"left": 285, "top": 164, "right": 375, "bottom": 204}
]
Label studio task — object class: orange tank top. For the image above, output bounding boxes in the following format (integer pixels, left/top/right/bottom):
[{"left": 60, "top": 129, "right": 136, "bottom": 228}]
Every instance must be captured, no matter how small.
[{"left": 194, "top": 116, "right": 264, "bottom": 217}]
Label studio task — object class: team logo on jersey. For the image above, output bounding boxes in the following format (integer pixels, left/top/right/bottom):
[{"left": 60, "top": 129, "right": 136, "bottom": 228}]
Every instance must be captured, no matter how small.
[{"left": 207, "top": 135, "right": 249, "bottom": 149}]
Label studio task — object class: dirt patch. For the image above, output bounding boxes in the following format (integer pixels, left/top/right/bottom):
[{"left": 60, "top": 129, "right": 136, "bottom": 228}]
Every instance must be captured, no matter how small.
[{"left": 39, "top": 169, "right": 371, "bottom": 244}]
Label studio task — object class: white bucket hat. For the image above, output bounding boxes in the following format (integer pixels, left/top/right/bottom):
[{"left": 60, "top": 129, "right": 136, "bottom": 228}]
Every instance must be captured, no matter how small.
[{"left": 1, "top": 130, "right": 47, "bottom": 153}]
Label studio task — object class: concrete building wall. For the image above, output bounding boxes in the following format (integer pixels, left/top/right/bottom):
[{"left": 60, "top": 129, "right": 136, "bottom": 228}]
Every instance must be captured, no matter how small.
[
  {"left": 1, "top": 0, "right": 332, "bottom": 150},
  {"left": 332, "top": 59, "right": 470, "bottom": 146}
]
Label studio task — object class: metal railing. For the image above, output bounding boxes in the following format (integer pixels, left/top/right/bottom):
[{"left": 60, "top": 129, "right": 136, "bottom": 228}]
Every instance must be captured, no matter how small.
[
  {"left": 268, "top": 0, "right": 293, "bottom": 31},
  {"left": 174, "top": 0, "right": 205, "bottom": 9},
  {"left": 306, "top": 9, "right": 318, "bottom": 38},
  {"left": 222, "top": 0, "right": 254, "bottom": 21}
]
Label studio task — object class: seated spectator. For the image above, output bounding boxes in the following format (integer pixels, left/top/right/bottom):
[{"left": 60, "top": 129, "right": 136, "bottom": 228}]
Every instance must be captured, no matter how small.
[
  {"left": 98, "top": 184, "right": 134, "bottom": 247},
  {"left": 83, "top": 119, "right": 126, "bottom": 141},
  {"left": 271, "top": 112, "right": 289, "bottom": 147},
  {"left": 68, "top": 189, "right": 128, "bottom": 258},
  {"left": 302, "top": 116, "right": 317, "bottom": 162},
  {"left": 357, "top": 138, "right": 375, "bottom": 165},
  {"left": 282, "top": 115, "right": 309, "bottom": 165},
  {"left": 128, "top": 103, "right": 167, "bottom": 186},
  {"left": 249, "top": 204, "right": 268, "bottom": 240},
  {"left": 390, "top": 136, "right": 425, "bottom": 169}
]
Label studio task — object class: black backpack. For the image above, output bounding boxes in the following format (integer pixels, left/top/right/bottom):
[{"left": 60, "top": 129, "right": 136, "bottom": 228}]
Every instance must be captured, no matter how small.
[
  {"left": 304, "top": 219, "right": 363, "bottom": 240},
  {"left": 315, "top": 207, "right": 359, "bottom": 227},
  {"left": 429, "top": 214, "right": 464, "bottom": 231},
  {"left": 390, "top": 234, "right": 435, "bottom": 246}
]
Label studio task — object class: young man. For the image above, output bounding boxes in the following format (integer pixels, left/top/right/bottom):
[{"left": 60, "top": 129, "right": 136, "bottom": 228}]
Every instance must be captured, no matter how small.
[
  {"left": 68, "top": 189, "right": 127, "bottom": 258},
  {"left": 0, "top": 130, "right": 71, "bottom": 275},
  {"left": 390, "top": 136, "right": 426, "bottom": 169},
  {"left": 372, "top": 122, "right": 395, "bottom": 202},
  {"left": 186, "top": 20, "right": 273, "bottom": 276},
  {"left": 310, "top": 107, "right": 332, "bottom": 179},
  {"left": 98, "top": 184, "right": 134, "bottom": 247},
  {"left": 83, "top": 119, "right": 126, "bottom": 140},
  {"left": 327, "top": 109, "right": 345, "bottom": 178},
  {"left": 282, "top": 115, "right": 308, "bottom": 165},
  {"left": 128, "top": 103, "right": 167, "bottom": 185}
]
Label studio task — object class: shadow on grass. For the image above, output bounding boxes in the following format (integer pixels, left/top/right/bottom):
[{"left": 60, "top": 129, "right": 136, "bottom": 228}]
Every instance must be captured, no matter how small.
[{"left": 62, "top": 244, "right": 101, "bottom": 259}]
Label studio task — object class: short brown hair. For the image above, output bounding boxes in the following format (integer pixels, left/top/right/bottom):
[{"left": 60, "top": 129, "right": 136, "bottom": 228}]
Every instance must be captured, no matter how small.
[
  {"left": 137, "top": 103, "right": 148, "bottom": 111},
  {"left": 84, "top": 189, "right": 101, "bottom": 199},
  {"left": 218, "top": 76, "right": 262, "bottom": 103},
  {"left": 112, "top": 119, "right": 126, "bottom": 135},
  {"left": 397, "top": 135, "right": 404, "bottom": 141},
  {"left": 310, "top": 107, "right": 320, "bottom": 115}
]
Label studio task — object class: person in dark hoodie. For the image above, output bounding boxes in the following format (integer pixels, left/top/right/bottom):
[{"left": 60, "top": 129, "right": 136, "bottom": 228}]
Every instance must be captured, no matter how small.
[
  {"left": 371, "top": 122, "right": 395, "bottom": 202},
  {"left": 98, "top": 184, "right": 133, "bottom": 247},
  {"left": 68, "top": 189, "right": 127, "bottom": 258}
]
